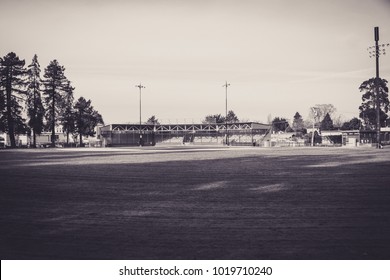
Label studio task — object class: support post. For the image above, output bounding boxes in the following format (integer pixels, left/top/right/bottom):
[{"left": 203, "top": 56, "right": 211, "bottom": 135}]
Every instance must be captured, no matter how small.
[{"left": 374, "top": 27, "right": 381, "bottom": 148}]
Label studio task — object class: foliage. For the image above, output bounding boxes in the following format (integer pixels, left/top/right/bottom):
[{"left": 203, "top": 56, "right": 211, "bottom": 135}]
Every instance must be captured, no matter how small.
[
  {"left": 306, "top": 104, "right": 337, "bottom": 128},
  {"left": 1, "top": 52, "right": 104, "bottom": 148},
  {"left": 26, "top": 55, "right": 45, "bottom": 146},
  {"left": 313, "top": 104, "right": 337, "bottom": 121},
  {"left": 226, "top": 110, "right": 239, "bottom": 123},
  {"left": 146, "top": 115, "right": 160, "bottom": 125},
  {"left": 358, "top": 77, "right": 389, "bottom": 129},
  {"left": 43, "top": 60, "right": 70, "bottom": 146},
  {"left": 74, "top": 97, "right": 104, "bottom": 145},
  {"left": 0, "top": 83, "right": 4, "bottom": 115},
  {"left": 341, "top": 117, "right": 361, "bottom": 130},
  {"left": 203, "top": 113, "right": 225, "bottom": 124},
  {"left": 332, "top": 115, "right": 344, "bottom": 128},
  {"left": 292, "top": 112, "right": 304, "bottom": 132},
  {"left": 320, "top": 113, "right": 334, "bottom": 131},
  {"left": 0, "top": 52, "right": 27, "bottom": 147},
  {"left": 272, "top": 117, "right": 289, "bottom": 132},
  {"left": 0, "top": 97, "right": 27, "bottom": 134},
  {"left": 60, "top": 81, "right": 76, "bottom": 144},
  {"left": 203, "top": 110, "right": 239, "bottom": 124}
]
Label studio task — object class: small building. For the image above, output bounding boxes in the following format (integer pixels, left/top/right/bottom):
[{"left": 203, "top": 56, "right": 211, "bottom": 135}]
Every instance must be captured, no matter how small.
[
  {"left": 341, "top": 130, "right": 360, "bottom": 147},
  {"left": 0, "top": 131, "right": 28, "bottom": 147},
  {"left": 321, "top": 130, "right": 342, "bottom": 146},
  {"left": 341, "top": 128, "right": 390, "bottom": 147},
  {"left": 0, "top": 132, "right": 6, "bottom": 148}
]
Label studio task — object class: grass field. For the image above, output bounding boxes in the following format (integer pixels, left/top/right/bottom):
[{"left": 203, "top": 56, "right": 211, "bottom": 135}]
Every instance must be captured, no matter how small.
[{"left": 1, "top": 145, "right": 390, "bottom": 260}]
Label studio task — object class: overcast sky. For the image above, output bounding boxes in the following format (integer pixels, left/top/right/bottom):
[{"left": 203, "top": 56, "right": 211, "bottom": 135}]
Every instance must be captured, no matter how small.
[{"left": 1, "top": 0, "right": 390, "bottom": 124}]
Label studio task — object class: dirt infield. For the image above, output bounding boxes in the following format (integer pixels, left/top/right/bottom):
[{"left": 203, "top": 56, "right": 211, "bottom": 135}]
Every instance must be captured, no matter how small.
[{"left": 1, "top": 146, "right": 390, "bottom": 259}]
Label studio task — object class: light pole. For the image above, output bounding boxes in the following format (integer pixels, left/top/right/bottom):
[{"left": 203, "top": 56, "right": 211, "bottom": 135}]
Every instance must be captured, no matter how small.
[
  {"left": 367, "top": 27, "right": 389, "bottom": 148},
  {"left": 311, "top": 107, "right": 319, "bottom": 147},
  {"left": 135, "top": 83, "right": 145, "bottom": 146},
  {"left": 222, "top": 81, "right": 230, "bottom": 145}
]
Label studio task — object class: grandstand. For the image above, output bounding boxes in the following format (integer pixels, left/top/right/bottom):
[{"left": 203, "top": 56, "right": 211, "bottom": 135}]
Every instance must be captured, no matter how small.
[{"left": 98, "top": 122, "right": 271, "bottom": 146}]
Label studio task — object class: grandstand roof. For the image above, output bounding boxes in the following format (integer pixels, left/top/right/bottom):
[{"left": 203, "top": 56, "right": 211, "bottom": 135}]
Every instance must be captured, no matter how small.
[{"left": 100, "top": 122, "right": 271, "bottom": 133}]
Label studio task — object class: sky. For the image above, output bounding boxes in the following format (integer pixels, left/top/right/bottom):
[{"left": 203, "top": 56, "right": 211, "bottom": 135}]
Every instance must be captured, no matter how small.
[{"left": 1, "top": 0, "right": 390, "bottom": 125}]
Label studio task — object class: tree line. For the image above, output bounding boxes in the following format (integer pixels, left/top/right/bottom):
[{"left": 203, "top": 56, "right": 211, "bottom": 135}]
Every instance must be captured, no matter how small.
[
  {"left": 2, "top": 51, "right": 388, "bottom": 148},
  {"left": 269, "top": 77, "right": 389, "bottom": 134},
  {"left": 193, "top": 76, "right": 388, "bottom": 133},
  {"left": 0, "top": 52, "right": 103, "bottom": 148}
]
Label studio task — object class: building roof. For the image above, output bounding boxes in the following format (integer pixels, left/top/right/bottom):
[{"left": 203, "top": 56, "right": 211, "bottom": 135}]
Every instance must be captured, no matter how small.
[{"left": 100, "top": 122, "right": 271, "bottom": 133}]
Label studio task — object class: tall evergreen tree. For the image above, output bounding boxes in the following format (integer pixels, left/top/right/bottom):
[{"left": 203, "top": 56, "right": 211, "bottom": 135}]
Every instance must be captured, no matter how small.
[
  {"left": 74, "top": 97, "right": 103, "bottom": 146},
  {"left": 0, "top": 88, "right": 4, "bottom": 106},
  {"left": 43, "top": 60, "right": 69, "bottom": 147},
  {"left": 0, "top": 87, "right": 5, "bottom": 129},
  {"left": 320, "top": 113, "right": 334, "bottom": 130},
  {"left": 26, "top": 54, "right": 45, "bottom": 147},
  {"left": 0, "top": 95, "right": 27, "bottom": 135},
  {"left": 60, "top": 81, "right": 75, "bottom": 145},
  {"left": 292, "top": 112, "right": 304, "bottom": 132},
  {"left": 358, "top": 77, "right": 389, "bottom": 129},
  {"left": 0, "top": 52, "right": 27, "bottom": 147}
]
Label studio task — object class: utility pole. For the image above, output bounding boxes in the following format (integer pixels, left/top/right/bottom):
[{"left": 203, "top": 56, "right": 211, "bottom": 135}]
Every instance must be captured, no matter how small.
[
  {"left": 375, "top": 27, "right": 381, "bottom": 149},
  {"left": 222, "top": 81, "right": 230, "bottom": 145},
  {"left": 368, "top": 27, "right": 389, "bottom": 148},
  {"left": 311, "top": 107, "right": 319, "bottom": 147},
  {"left": 135, "top": 83, "right": 145, "bottom": 146}
]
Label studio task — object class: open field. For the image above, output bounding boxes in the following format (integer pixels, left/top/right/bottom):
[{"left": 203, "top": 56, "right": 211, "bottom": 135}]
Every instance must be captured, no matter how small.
[{"left": 1, "top": 145, "right": 390, "bottom": 260}]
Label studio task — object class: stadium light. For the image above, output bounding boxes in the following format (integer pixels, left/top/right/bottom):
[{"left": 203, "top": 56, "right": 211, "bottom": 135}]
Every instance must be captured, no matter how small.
[
  {"left": 135, "top": 83, "right": 145, "bottom": 146},
  {"left": 222, "top": 81, "right": 230, "bottom": 146},
  {"left": 367, "top": 27, "right": 389, "bottom": 148},
  {"left": 310, "top": 107, "right": 319, "bottom": 147}
]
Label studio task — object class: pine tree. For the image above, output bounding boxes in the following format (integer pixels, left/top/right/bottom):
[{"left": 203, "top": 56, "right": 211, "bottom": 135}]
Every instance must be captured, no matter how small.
[
  {"left": 0, "top": 96, "right": 27, "bottom": 135},
  {"left": 60, "top": 81, "right": 75, "bottom": 145},
  {"left": 320, "top": 113, "right": 334, "bottom": 130},
  {"left": 0, "top": 87, "right": 4, "bottom": 109},
  {"left": 43, "top": 60, "right": 69, "bottom": 147},
  {"left": 0, "top": 52, "right": 27, "bottom": 148},
  {"left": 74, "top": 97, "right": 103, "bottom": 146},
  {"left": 26, "top": 54, "right": 45, "bottom": 147},
  {"left": 0, "top": 87, "right": 5, "bottom": 131},
  {"left": 292, "top": 112, "right": 304, "bottom": 132}
]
